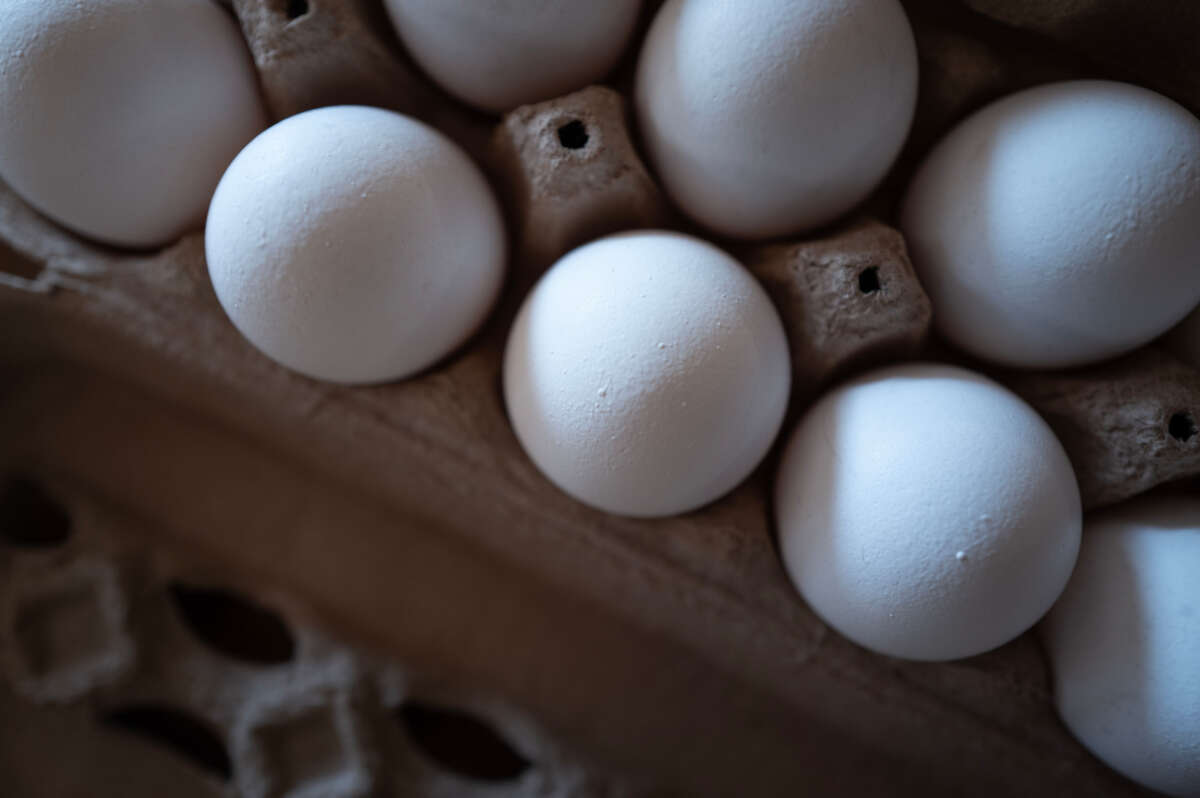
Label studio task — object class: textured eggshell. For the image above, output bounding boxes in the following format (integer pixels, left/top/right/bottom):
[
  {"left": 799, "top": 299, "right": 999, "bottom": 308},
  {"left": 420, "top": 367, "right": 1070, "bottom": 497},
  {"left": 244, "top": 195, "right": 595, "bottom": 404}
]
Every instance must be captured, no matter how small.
[
  {"left": 901, "top": 80, "right": 1200, "bottom": 369},
  {"left": 775, "top": 363, "right": 1081, "bottom": 661},
  {"left": 0, "top": 0, "right": 266, "bottom": 248},
  {"left": 382, "top": 0, "right": 642, "bottom": 113},
  {"left": 1041, "top": 495, "right": 1200, "bottom": 797},
  {"left": 634, "top": 0, "right": 918, "bottom": 239},
  {"left": 503, "top": 232, "right": 791, "bottom": 518},
  {"left": 205, "top": 106, "right": 506, "bottom": 384}
]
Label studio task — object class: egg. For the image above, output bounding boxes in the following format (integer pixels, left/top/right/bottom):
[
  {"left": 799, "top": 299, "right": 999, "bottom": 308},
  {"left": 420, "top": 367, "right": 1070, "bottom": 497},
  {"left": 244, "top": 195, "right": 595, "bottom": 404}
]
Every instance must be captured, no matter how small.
[
  {"left": 634, "top": 0, "right": 918, "bottom": 239},
  {"left": 1041, "top": 495, "right": 1200, "bottom": 797},
  {"left": 382, "top": 0, "right": 643, "bottom": 113},
  {"left": 901, "top": 80, "right": 1200, "bottom": 369},
  {"left": 503, "top": 231, "right": 790, "bottom": 517},
  {"left": 775, "top": 363, "right": 1081, "bottom": 661},
  {"left": 0, "top": 0, "right": 266, "bottom": 248},
  {"left": 205, "top": 105, "right": 506, "bottom": 384}
]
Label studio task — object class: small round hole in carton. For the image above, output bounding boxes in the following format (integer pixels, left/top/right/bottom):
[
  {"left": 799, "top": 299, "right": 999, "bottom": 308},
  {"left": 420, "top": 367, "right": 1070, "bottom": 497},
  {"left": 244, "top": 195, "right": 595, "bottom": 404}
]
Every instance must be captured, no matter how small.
[
  {"left": 286, "top": 0, "right": 308, "bottom": 20},
  {"left": 557, "top": 120, "right": 589, "bottom": 150},
  {"left": 858, "top": 266, "right": 881, "bottom": 294},
  {"left": 1168, "top": 412, "right": 1197, "bottom": 443}
]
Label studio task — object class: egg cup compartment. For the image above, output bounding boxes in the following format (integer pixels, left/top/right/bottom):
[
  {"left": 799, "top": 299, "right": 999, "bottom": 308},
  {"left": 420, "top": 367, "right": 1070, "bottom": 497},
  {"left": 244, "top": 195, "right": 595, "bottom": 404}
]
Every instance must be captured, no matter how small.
[
  {"left": 741, "top": 219, "right": 933, "bottom": 404},
  {"left": 491, "top": 86, "right": 671, "bottom": 279},
  {"left": 234, "top": 677, "right": 375, "bottom": 798},
  {"left": 0, "top": 556, "right": 135, "bottom": 704},
  {"left": 230, "top": 0, "right": 431, "bottom": 121},
  {"left": 1006, "top": 349, "right": 1200, "bottom": 510},
  {"left": 2, "top": 0, "right": 1198, "bottom": 794}
]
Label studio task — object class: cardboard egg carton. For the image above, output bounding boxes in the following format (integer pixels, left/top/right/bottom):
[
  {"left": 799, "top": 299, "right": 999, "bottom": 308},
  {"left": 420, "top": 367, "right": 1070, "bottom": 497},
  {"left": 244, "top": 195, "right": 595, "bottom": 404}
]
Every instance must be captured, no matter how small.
[
  {"left": 1005, "top": 349, "right": 1200, "bottom": 510},
  {"left": 491, "top": 86, "right": 672, "bottom": 280},
  {"left": 0, "top": 0, "right": 1194, "bottom": 794},
  {"left": 0, "top": 478, "right": 617, "bottom": 797}
]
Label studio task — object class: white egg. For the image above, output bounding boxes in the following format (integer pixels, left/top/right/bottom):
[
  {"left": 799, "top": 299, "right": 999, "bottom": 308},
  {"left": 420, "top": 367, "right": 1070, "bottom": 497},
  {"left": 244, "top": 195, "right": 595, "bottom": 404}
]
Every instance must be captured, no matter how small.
[
  {"left": 1041, "top": 495, "right": 1200, "bottom": 797},
  {"left": 503, "top": 231, "right": 790, "bottom": 518},
  {"left": 0, "top": 0, "right": 266, "bottom": 248},
  {"left": 902, "top": 80, "right": 1200, "bottom": 369},
  {"left": 205, "top": 106, "right": 506, "bottom": 384},
  {"left": 634, "top": 0, "right": 918, "bottom": 239},
  {"left": 775, "top": 363, "right": 1081, "bottom": 661},
  {"left": 382, "top": 0, "right": 643, "bottom": 113}
]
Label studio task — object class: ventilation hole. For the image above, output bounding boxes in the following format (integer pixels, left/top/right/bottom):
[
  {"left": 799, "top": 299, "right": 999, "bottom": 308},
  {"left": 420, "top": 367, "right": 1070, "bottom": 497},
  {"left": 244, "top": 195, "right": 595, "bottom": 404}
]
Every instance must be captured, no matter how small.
[
  {"left": 1169, "top": 412, "right": 1197, "bottom": 443},
  {"left": 556, "top": 120, "right": 589, "bottom": 150},
  {"left": 169, "top": 583, "right": 295, "bottom": 666},
  {"left": 0, "top": 237, "right": 41, "bottom": 280},
  {"left": 0, "top": 475, "right": 71, "bottom": 547},
  {"left": 397, "top": 702, "right": 532, "bottom": 782},
  {"left": 858, "top": 266, "right": 881, "bottom": 294},
  {"left": 100, "top": 706, "right": 232, "bottom": 781},
  {"left": 285, "top": 0, "right": 308, "bottom": 19}
]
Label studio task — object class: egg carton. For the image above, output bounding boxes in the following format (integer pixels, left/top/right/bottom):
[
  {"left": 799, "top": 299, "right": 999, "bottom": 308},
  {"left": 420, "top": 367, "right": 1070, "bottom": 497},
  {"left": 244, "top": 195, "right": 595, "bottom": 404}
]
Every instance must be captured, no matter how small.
[
  {"left": 0, "top": 0, "right": 1196, "bottom": 795},
  {"left": 0, "top": 478, "right": 621, "bottom": 798}
]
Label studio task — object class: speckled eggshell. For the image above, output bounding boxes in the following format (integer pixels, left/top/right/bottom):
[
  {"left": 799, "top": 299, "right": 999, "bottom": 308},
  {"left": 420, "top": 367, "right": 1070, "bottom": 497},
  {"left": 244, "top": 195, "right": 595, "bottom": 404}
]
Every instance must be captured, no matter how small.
[
  {"left": 1041, "top": 495, "right": 1200, "bottom": 797},
  {"left": 902, "top": 80, "right": 1200, "bottom": 369},
  {"left": 382, "top": 0, "right": 643, "bottom": 113},
  {"left": 775, "top": 363, "right": 1081, "bottom": 661},
  {"left": 205, "top": 105, "right": 506, "bottom": 384},
  {"left": 634, "top": 0, "right": 918, "bottom": 239},
  {"left": 0, "top": 0, "right": 266, "bottom": 248},
  {"left": 503, "top": 231, "right": 791, "bottom": 518}
]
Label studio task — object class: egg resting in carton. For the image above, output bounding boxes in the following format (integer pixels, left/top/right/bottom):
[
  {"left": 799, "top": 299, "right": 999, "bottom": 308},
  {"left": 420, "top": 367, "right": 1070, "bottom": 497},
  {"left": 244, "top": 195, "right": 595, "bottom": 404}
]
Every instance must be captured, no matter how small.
[{"left": 0, "top": 0, "right": 1198, "bottom": 795}]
